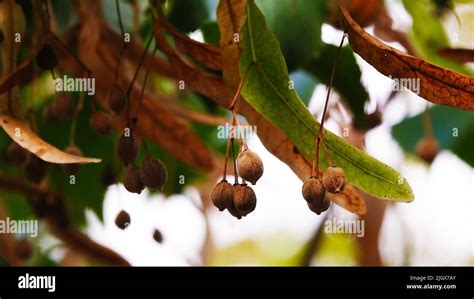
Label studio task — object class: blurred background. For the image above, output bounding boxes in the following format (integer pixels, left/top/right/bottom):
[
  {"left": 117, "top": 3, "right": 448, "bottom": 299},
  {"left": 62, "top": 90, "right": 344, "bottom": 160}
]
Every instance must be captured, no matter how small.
[{"left": 0, "top": 0, "right": 473, "bottom": 266}]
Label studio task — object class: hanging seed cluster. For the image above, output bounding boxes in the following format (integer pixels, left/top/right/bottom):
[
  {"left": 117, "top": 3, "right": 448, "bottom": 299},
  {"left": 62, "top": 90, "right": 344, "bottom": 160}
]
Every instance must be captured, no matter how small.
[
  {"left": 115, "top": 132, "right": 168, "bottom": 195},
  {"left": 301, "top": 166, "right": 346, "bottom": 215},
  {"left": 211, "top": 148, "right": 263, "bottom": 219},
  {"left": 36, "top": 43, "right": 58, "bottom": 71},
  {"left": 300, "top": 33, "right": 349, "bottom": 216}
]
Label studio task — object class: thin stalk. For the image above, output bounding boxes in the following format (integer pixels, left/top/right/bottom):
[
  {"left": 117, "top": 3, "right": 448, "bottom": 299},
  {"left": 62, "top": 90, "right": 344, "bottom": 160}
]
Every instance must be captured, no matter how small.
[
  {"left": 133, "top": 45, "right": 158, "bottom": 120},
  {"left": 231, "top": 137, "right": 239, "bottom": 185},
  {"left": 223, "top": 116, "right": 237, "bottom": 181},
  {"left": 422, "top": 104, "right": 433, "bottom": 138},
  {"left": 228, "top": 63, "right": 254, "bottom": 110},
  {"left": 312, "top": 33, "right": 346, "bottom": 177}
]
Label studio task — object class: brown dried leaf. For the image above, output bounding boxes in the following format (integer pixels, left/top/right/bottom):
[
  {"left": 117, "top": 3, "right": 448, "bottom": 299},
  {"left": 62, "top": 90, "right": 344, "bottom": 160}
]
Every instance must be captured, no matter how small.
[
  {"left": 158, "top": 17, "right": 222, "bottom": 70},
  {"left": 339, "top": 4, "right": 474, "bottom": 111},
  {"left": 0, "top": 115, "right": 101, "bottom": 164},
  {"left": 437, "top": 48, "right": 474, "bottom": 64},
  {"left": 56, "top": 16, "right": 214, "bottom": 171},
  {"left": 216, "top": 0, "right": 366, "bottom": 216},
  {"left": 329, "top": 0, "right": 382, "bottom": 29},
  {"left": 217, "top": 0, "right": 247, "bottom": 89}
]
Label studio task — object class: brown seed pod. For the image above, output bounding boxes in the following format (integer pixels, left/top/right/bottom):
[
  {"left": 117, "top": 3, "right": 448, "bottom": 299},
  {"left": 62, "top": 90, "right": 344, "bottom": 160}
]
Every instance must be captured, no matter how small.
[
  {"left": 123, "top": 164, "right": 144, "bottom": 194},
  {"left": 15, "top": 238, "right": 33, "bottom": 261},
  {"left": 45, "top": 94, "right": 73, "bottom": 122},
  {"left": 139, "top": 155, "right": 167, "bottom": 190},
  {"left": 227, "top": 201, "right": 243, "bottom": 220},
  {"left": 108, "top": 84, "right": 127, "bottom": 114},
  {"left": 237, "top": 150, "right": 264, "bottom": 185},
  {"left": 116, "top": 133, "right": 138, "bottom": 166},
  {"left": 210, "top": 180, "right": 234, "bottom": 211},
  {"left": 36, "top": 43, "right": 58, "bottom": 70},
  {"left": 62, "top": 146, "right": 83, "bottom": 175},
  {"left": 227, "top": 184, "right": 244, "bottom": 219},
  {"left": 153, "top": 229, "right": 164, "bottom": 243},
  {"left": 115, "top": 210, "right": 131, "bottom": 230},
  {"left": 322, "top": 167, "right": 346, "bottom": 194},
  {"left": 302, "top": 177, "right": 326, "bottom": 206},
  {"left": 416, "top": 136, "right": 439, "bottom": 164},
  {"left": 307, "top": 198, "right": 331, "bottom": 215},
  {"left": 233, "top": 183, "right": 257, "bottom": 217},
  {"left": 24, "top": 156, "right": 48, "bottom": 183},
  {"left": 90, "top": 111, "right": 114, "bottom": 135},
  {"left": 6, "top": 142, "right": 28, "bottom": 165}
]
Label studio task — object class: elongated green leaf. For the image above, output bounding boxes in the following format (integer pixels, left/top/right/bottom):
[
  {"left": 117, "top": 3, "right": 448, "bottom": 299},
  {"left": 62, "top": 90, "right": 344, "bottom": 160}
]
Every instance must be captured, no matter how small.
[
  {"left": 239, "top": 0, "right": 413, "bottom": 202},
  {"left": 255, "top": 0, "right": 327, "bottom": 71}
]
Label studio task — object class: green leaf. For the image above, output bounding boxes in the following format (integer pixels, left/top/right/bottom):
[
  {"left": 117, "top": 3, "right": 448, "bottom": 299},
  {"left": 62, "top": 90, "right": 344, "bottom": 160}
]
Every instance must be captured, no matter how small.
[
  {"left": 255, "top": 0, "right": 327, "bottom": 71},
  {"left": 391, "top": 106, "right": 474, "bottom": 167},
  {"left": 305, "top": 43, "right": 369, "bottom": 129},
  {"left": 239, "top": 0, "right": 413, "bottom": 202},
  {"left": 167, "top": 0, "right": 211, "bottom": 33},
  {"left": 201, "top": 21, "right": 220, "bottom": 46}
]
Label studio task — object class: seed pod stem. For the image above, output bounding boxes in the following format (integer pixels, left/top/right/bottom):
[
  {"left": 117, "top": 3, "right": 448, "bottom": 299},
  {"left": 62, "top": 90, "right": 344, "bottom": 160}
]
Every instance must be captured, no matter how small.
[
  {"left": 126, "top": 33, "right": 154, "bottom": 128},
  {"left": 133, "top": 45, "right": 158, "bottom": 124},
  {"left": 312, "top": 33, "right": 346, "bottom": 177},
  {"left": 228, "top": 63, "right": 254, "bottom": 111},
  {"left": 222, "top": 115, "right": 237, "bottom": 181},
  {"left": 422, "top": 104, "right": 434, "bottom": 138},
  {"left": 231, "top": 138, "right": 239, "bottom": 185}
]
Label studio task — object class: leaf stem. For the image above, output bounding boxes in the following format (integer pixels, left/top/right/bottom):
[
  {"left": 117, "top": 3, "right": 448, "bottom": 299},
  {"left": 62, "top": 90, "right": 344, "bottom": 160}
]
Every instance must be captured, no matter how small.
[{"left": 422, "top": 104, "right": 433, "bottom": 138}]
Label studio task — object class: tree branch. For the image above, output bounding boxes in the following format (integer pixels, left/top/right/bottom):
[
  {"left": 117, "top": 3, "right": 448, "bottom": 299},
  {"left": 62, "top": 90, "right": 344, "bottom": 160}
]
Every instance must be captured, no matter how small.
[{"left": 0, "top": 172, "right": 130, "bottom": 266}]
